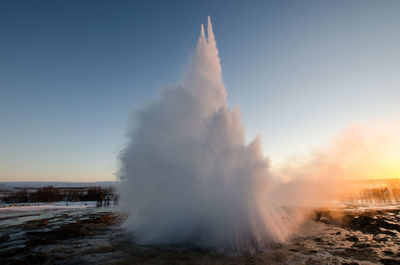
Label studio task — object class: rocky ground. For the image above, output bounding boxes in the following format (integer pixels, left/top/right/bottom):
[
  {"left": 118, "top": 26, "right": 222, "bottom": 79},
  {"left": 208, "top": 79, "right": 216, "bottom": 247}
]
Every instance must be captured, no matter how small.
[{"left": 0, "top": 205, "right": 399, "bottom": 264}]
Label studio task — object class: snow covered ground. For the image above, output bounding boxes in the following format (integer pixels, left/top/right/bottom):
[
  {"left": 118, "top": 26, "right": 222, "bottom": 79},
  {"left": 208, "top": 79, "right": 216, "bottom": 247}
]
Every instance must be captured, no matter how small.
[{"left": 0, "top": 201, "right": 97, "bottom": 212}]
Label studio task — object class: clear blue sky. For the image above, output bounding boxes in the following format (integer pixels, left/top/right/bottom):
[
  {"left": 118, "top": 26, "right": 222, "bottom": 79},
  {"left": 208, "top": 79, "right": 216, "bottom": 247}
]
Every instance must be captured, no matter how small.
[{"left": 1, "top": 0, "right": 399, "bottom": 181}]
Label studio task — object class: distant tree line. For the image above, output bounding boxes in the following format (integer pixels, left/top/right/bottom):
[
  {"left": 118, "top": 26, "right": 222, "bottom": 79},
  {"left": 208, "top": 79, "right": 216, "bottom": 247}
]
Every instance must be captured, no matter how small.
[{"left": 0, "top": 186, "right": 116, "bottom": 203}]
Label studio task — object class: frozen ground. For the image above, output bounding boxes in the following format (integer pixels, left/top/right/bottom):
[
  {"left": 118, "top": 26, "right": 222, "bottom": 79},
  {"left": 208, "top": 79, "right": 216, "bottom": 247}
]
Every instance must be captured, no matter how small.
[{"left": 0, "top": 204, "right": 399, "bottom": 264}]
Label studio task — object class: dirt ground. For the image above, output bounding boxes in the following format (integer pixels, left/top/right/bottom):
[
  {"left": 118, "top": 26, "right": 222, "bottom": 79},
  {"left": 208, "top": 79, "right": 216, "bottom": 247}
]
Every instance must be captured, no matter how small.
[{"left": 1, "top": 206, "right": 400, "bottom": 264}]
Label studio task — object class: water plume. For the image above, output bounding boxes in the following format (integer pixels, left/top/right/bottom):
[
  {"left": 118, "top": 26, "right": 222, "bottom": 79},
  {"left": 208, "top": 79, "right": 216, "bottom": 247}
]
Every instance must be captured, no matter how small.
[{"left": 118, "top": 17, "right": 291, "bottom": 252}]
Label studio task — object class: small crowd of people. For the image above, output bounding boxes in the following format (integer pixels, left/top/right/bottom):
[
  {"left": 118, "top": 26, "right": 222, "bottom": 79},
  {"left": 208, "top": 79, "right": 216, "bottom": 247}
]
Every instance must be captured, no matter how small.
[{"left": 96, "top": 194, "right": 119, "bottom": 207}]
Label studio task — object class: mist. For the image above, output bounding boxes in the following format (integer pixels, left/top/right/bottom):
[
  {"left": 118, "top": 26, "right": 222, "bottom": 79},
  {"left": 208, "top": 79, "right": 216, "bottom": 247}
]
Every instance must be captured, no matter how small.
[
  {"left": 118, "top": 17, "right": 293, "bottom": 252},
  {"left": 275, "top": 124, "right": 400, "bottom": 207}
]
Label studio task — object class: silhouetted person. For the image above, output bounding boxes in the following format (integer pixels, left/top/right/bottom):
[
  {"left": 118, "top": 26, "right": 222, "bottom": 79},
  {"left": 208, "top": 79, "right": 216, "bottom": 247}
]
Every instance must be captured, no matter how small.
[
  {"left": 97, "top": 193, "right": 104, "bottom": 207},
  {"left": 114, "top": 194, "right": 119, "bottom": 206}
]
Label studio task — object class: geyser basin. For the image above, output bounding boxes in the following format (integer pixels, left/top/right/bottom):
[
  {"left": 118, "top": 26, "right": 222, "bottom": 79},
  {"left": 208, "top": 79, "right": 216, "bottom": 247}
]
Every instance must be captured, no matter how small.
[{"left": 118, "top": 17, "right": 291, "bottom": 252}]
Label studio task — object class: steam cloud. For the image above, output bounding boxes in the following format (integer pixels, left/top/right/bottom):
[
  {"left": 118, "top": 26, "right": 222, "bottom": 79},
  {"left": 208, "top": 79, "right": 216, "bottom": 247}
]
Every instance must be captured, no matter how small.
[
  {"left": 276, "top": 124, "right": 400, "bottom": 206},
  {"left": 118, "top": 17, "right": 291, "bottom": 252}
]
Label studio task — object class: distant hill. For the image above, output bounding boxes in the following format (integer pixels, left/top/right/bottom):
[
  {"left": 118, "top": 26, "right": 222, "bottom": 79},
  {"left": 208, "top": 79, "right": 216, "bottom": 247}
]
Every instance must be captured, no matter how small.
[{"left": 0, "top": 181, "right": 118, "bottom": 188}]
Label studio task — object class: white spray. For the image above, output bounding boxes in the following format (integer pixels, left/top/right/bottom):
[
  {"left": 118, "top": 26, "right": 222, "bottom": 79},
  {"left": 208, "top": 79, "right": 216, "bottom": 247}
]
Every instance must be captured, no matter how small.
[{"left": 119, "top": 17, "right": 291, "bottom": 252}]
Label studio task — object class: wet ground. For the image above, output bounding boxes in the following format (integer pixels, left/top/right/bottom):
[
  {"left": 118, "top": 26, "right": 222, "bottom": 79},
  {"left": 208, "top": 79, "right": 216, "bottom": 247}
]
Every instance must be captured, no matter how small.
[{"left": 0, "top": 204, "right": 399, "bottom": 264}]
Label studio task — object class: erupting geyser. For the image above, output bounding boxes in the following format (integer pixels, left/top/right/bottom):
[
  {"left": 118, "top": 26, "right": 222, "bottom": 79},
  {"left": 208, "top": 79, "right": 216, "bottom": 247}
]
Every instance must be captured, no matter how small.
[{"left": 119, "top": 17, "right": 291, "bottom": 252}]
